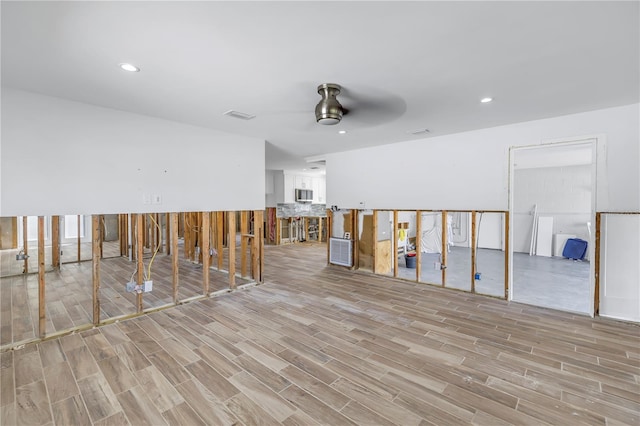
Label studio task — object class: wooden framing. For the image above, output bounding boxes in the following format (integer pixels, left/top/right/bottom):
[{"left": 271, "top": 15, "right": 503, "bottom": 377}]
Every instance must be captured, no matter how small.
[
  {"left": 136, "top": 214, "right": 144, "bottom": 313},
  {"left": 119, "top": 214, "right": 129, "bottom": 257},
  {"left": 241, "top": 211, "right": 249, "bottom": 276},
  {"left": 171, "top": 213, "right": 179, "bottom": 304},
  {"left": 51, "top": 215, "right": 60, "bottom": 268},
  {"left": 228, "top": 211, "right": 236, "bottom": 289},
  {"left": 23, "top": 216, "right": 28, "bottom": 274},
  {"left": 393, "top": 210, "right": 399, "bottom": 278},
  {"left": 165, "top": 213, "right": 171, "bottom": 256},
  {"left": 416, "top": 210, "right": 422, "bottom": 282},
  {"left": 201, "top": 212, "right": 210, "bottom": 295},
  {"left": 441, "top": 211, "right": 447, "bottom": 287},
  {"left": 92, "top": 215, "right": 101, "bottom": 325},
  {"left": 77, "top": 214, "right": 81, "bottom": 262},
  {"left": 216, "top": 211, "right": 224, "bottom": 271},
  {"left": 130, "top": 214, "right": 136, "bottom": 261},
  {"left": 251, "top": 211, "right": 260, "bottom": 281},
  {"left": 471, "top": 211, "right": 477, "bottom": 293},
  {"left": 351, "top": 209, "right": 359, "bottom": 270},
  {"left": 256, "top": 210, "right": 264, "bottom": 283},
  {"left": 38, "top": 216, "right": 45, "bottom": 338},
  {"left": 594, "top": 212, "right": 602, "bottom": 314}
]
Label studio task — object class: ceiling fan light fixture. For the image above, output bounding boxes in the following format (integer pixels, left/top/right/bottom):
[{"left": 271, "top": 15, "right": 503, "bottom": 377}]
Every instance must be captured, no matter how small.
[{"left": 315, "top": 83, "right": 343, "bottom": 125}]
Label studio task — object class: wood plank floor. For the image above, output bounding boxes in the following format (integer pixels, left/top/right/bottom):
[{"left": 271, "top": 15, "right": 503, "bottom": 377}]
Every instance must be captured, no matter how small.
[{"left": 1, "top": 243, "right": 639, "bottom": 425}]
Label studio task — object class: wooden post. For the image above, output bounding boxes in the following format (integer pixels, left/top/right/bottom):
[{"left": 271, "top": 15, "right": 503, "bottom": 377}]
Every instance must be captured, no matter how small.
[
  {"left": 130, "top": 214, "right": 136, "bottom": 262},
  {"left": 241, "top": 211, "right": 249, "bottom": 277},
  {"left": 372, "top": 210, "right": 378, "bottom": 274},
  {"left": 99, "top": 215, "right": 104, "bottom": 259},
  {"left": 318, "top": 216, "right": 323, "bottom": 243},
  {"left": 504, "top": 211, "right": 510, "bottom": 300},
  {"left": 351, "top": 210, "right": 358, "bottom": 270},
  {"left": 165, "top": 213, "right": 171, "bottom": 255},
  {"left": 217, "top": 211, "right": 224, "bottom": 271},
  {"left": 23, "top": 216, "right": 29, "bottom": 274},
  {"left": 441, "top": 211, "right": 447, "bottom": 287},
  {"left": 256, "top": 210, "right": 264, "bottom": 283},
  {"left": 52, "top": 216, "right": 60, "bottom": 269},
  {"left": 136, "top": 214, "right": 144, "bottom": 313},
  {"left": 471, "top": 211, "right": 477, "bottom": 293},
  {"left": 228, "top": 211, "right": 236, "bottom": 289},
  {"left": 251, "top": 212, "right": 259, "bottom": 280},
  {"left": 416, "top": 210, "right": 422, "bottom": 282},
  {"left": 393, "top": 210, "right": 399, "bottom": 278},
  {"left": 201, "top": 212, "right": 210, "bottom": 295},
  {"left": 92, "top": 215, "right": 101, "bottom": 325},
  {"left": 171, "top": 213, "right": 179, "bottom": 304},
  {"left": 594, "top": 212, "right": 601, "bottom": 315},
  {"left": 38, "top": 216, "right": 45, "bottom": 338},
  {"left": 77, "top": 215, "right": 81, "bottom": 262},
  {"left": 119, "top": 214, "right": 127, "bottom": 257}
]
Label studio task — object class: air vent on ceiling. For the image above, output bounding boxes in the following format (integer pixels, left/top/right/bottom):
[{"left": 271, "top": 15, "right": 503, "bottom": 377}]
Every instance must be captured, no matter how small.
[
  {"left": 224, "top": 110, "right": 255, "bottom": 120},
  {"left": 407, "top": 128, "right": 430, "bottom": 135}
]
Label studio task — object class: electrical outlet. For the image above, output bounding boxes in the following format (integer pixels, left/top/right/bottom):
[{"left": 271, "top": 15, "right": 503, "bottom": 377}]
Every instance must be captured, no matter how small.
[
  {"left": 16, "top": 253, "right": 29, "bottom": 261},
  {"left": 126, "top": 282, "right": 136, "bottom": 292},
  {"left": 143, "top": 280, "right": 153, "bottom": 292}
]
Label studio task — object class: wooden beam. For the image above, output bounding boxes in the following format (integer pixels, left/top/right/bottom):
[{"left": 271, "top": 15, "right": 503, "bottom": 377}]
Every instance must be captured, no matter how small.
[
  {"left": 171, "top": 213, "right": 179, "bottom": 304},
  {"left": 38, "top": 216, "right": 45, "bottom": 338},
  {"left": 11, "top": 217, "right": 18, "bottom": 249},
  {"left": 23, "top": 216, "right": 29, "bottom": 274},
  {"left": 251, "top": 212, "right": 259, "bottom": 280},
  {"left": 201, "top": 212, "right": 210, "bottom": 295},
  {"left": 416, "top": 210, "right": 422, "bottom": 282},
  {"left": 92, "top": 215, "right": 101, "bottom": 325},
  {"left": 441, "top": 211, "right": 447, "bottom": 287},
  {"left": 136, "top": 214, "right": 144, "bottom": 313},
  {"left": 393, "top": 210, "right": 398, "bottom": 278},
  {"left": 318, "top": 216, "right": 323, "bottom": 243},
  {"left": 594, "top": 212, "right": 601, "bottom": 315},
  {"left": 471, "top": 211, "right": 477, "bottom": 293},
  {"left": 51, "top": 215, "right": 60, "bottom": 268},
  {"left": 228, "top": 211, "right": 236, "bottom": 289},
  {"left": 241, "top": 211, "right": 249, "bottom": 276},
  {"left": 504, "top": 211, "right": 509, "bottom": 300},
  {"left": 216, "top": 211, "right": 224, "bottom": 271}
]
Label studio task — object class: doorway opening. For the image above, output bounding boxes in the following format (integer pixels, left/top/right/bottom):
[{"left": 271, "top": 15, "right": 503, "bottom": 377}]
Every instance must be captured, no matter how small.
[{"left": 510, "top": 139, "right": 596, "bottom": 314}]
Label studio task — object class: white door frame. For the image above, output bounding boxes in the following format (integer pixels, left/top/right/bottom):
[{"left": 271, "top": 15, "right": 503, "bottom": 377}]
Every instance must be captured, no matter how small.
[{"left": 508, "top": 135, "right": 603, "bottom": 316}]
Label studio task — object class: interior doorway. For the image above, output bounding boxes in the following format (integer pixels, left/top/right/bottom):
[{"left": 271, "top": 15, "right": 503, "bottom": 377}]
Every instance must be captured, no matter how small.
[{"left": 510, "top": 139, "right": 596, "bottom": 315}]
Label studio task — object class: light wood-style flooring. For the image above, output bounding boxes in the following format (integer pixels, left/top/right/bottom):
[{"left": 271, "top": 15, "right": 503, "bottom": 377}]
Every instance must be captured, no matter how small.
[{"left": 1, "top": 243, "right": 639, "bottom": 425}]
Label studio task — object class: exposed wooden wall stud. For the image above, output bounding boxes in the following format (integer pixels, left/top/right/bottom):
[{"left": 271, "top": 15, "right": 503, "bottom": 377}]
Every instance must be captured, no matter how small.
[
  {"left": 171, "top": 213, "right": 179, "bottom": 304},
  {"left": 52, "top": 215, "right": 60, "bottom": 268},
  {"left": 201, "top": 212, "right": 210, "bottom": 295},
  {"left": 228, "top": 211, "right": 236, "bottom": 289},
  {"left": 38, "top": 216, "right": 45, "bottom": 338},
  {"left": 92, "top": 215, "right": 101, "bottom": 325}
]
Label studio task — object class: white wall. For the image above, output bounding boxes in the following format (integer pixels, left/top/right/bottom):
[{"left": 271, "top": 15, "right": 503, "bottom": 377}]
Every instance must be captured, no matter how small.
[
  {"left": 1, "top": 89, "right": 266, "bottom": 216},
  {"left": 325, "top": 103, "right": 639, "bottom": 212}
]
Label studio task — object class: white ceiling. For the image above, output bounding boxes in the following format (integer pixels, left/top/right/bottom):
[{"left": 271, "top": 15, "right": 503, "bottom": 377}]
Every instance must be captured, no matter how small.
[{"left": 2, "top": 1, "right": 638, "bottom": 172}]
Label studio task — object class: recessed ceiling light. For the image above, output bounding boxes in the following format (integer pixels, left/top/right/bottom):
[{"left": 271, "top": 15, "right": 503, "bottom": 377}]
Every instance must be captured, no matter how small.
[
  {"left": 338, "top": 130, "right": 347, "bottom": 134},
  {"left": 119, "top": 63, "right": 140, "bottom": 72},
  {"left": 480, "top": 97, "right": 493, "bottom": 103}
]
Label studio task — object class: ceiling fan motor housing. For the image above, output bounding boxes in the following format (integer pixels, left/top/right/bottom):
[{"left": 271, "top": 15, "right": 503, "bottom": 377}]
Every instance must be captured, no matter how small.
[{"left": 315, "top": 83, "right": 343, "bottom": 125}]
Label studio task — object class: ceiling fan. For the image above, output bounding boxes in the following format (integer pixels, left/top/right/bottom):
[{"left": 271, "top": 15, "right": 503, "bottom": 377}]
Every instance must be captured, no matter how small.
[
  {"left": 315, "top": 83, "right": 345, "bottom": 125},
  {"left": 314, "top": 82, "right": 406, "bottom": 126}
]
